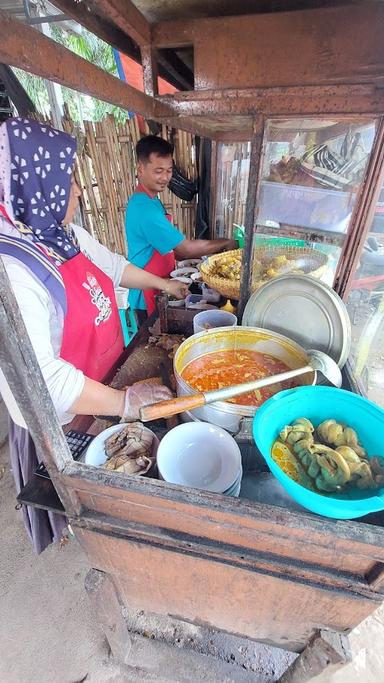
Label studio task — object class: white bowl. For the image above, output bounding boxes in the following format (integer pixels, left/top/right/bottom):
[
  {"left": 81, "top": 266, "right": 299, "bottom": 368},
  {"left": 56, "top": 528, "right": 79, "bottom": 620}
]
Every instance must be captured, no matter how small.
[
  {"left": 223, "top": 466, "right": 243, "bottom": 495},
  {"left": 177, "top": 259, "right": 202, "bottom": 268},
  {"left": 156, "top": 422, "right": 241, "bottom": 493},
  {"left": 168, "top": 298, "right": 185, "bottom": 307},
  {"left": 170, "top": 275, "right": 192, "bottom": 284},
  {"left": 170, "top": 267, "right": 198, "bottom": 278},
  {"left": 85, "top": 423, "right": 158, "bottom": 467}
]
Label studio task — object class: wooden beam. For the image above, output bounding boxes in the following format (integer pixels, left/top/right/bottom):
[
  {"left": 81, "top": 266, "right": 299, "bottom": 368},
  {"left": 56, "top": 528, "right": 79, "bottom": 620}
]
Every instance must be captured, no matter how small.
[
  {"left": 51, "top": 0, "right": 142, "bottom": 59},
  {"left": 156, "top": 84, "right": 384, "bottom": 118},
  {"left": 50, "top": 0, "right": 190, "bottom": 91},
  {"left": 0, "top": 10, "right": 173, "bottom": 120},
  {"left": 88, "top": 0, "right": 151, "bottom": 46},
  {"left": 153, "top": 19, "right": 195, "bottom": 49},
  {"left": 154, "top": 5, "right": 384, "bottom": 90},
  {"left": 158, "top": 49, "right": 194, "bottom": 90}
]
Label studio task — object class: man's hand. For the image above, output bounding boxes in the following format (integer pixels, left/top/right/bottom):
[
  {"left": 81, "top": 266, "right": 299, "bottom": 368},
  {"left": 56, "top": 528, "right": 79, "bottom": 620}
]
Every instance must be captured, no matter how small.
[
  {"left": 222, "top": 239, "right": 238, "bottom": 252},
  {"left": 163, "top": 278, "right": 189, "bottom": 300}
]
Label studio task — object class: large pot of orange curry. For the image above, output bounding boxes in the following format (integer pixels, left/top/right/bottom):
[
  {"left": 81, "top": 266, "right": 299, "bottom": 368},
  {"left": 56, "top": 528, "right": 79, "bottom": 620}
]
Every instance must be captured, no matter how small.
[{"left": 174, "top": 326, "right": 316, "bottom": 434}]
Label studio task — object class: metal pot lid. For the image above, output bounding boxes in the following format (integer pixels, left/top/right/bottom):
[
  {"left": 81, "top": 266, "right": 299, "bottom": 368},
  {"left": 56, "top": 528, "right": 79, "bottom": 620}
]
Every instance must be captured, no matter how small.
[{"left": 242, "top": 274, "right": 351, "bottom": 368}]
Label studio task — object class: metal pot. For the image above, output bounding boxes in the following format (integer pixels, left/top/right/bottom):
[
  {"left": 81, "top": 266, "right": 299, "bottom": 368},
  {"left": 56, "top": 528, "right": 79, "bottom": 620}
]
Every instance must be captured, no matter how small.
[{"left": 173, "top": 326, "right": 316, "bottom": 435}]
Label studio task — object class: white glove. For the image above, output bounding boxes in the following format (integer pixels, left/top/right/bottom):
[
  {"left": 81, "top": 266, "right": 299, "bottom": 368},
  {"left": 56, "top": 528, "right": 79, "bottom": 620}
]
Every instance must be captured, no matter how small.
[{"left": 122, "top": 382, "right": 172, "bottom": 421}]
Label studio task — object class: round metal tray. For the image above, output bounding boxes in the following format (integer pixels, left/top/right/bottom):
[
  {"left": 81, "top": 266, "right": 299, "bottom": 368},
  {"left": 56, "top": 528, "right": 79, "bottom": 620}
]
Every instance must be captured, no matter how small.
[{"left": 242, "top": 274, "right": 351, "bottom": 368}]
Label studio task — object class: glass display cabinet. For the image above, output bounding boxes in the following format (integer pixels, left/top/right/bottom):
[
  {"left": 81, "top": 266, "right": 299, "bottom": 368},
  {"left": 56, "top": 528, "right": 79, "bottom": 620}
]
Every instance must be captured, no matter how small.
[{"left": 213, "top": 116, "right": 384, "bottom": 405}]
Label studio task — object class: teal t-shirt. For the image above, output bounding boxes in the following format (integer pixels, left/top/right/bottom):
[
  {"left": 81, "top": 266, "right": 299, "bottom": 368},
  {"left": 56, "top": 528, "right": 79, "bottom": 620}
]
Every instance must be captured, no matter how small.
[{"left": 125, "top": 192, "right": 185, "bottom": 310}]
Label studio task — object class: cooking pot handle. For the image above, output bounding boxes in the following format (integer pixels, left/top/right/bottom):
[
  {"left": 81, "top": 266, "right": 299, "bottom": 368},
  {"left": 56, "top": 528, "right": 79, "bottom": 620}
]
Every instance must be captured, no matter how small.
[{"left": 140, "top": 392, "right": 206, "bottom": 422}]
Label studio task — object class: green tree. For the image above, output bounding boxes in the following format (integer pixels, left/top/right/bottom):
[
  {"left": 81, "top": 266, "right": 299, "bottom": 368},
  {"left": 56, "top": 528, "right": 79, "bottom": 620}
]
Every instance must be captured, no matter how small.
[{"left": 12, "top": 23, "right": 129, "bottom": 124}]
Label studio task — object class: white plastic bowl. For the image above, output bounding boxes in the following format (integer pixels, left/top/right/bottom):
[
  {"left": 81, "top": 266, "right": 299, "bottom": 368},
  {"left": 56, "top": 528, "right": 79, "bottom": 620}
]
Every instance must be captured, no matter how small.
[
  {"left": 177, "top": 259, "right": 202, "bottom": 268},
  {"left": 170, "top": 267, "right": 198, "bottom": 278},
  {"left": 156, "top": 422, "right": 241, "bottom": 493},
  {"left": 193, "top": 309, "right": 237, "bottom": 334},
  {"left": 85, "top": 423, "right": 159, "bottom": 467}
]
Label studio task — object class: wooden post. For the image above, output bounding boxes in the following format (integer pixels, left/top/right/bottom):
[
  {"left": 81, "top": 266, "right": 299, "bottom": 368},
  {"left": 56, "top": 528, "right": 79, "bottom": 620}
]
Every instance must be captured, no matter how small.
[
  {"left": 84, "top": 569, "right": 133, "bottom": 664},
  {"left": 210, "top": 140, "right": 218, "bottom": 238},
  {"left": 277, "top": 629, "right": 352, "bottom": 683},
  {"left": 335, "top": 117, "right": 384, "bottom": 300},
  {"left": 238, "top": 118, "right": 264, "bottom": 320},
  {"left": 0, "top": 260, "right": 80, "bottom": 514},
  {"left": 141, "top": 44, "right": 159, "bottom": 98}
]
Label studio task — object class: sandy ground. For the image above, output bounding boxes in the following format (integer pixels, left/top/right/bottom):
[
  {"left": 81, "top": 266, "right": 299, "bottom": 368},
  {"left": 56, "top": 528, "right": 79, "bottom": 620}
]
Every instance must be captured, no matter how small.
[{"left": 1, "top": 398, "right": 384, "bottom": 683}]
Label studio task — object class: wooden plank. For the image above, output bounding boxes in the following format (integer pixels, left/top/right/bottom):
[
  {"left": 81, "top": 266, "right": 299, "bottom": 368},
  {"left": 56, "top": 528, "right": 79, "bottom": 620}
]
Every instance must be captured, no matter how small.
[
  {"left": 84, "top": 569, "right": 133, "bottom": 664},
  {"left": 61, "top": 461, "right": 384, "bottom": 569},
  {"left": 278, "top": 630, "right": 351, "bottom": 682},
  {"left": 154, "top": 5, "right": 384, "bottom": 90},
  {"left": 73, "top": 512, "right": 380, "bottom": 600},
  {"left": 0, "top": 10, "right": 170, "bottom": 120},
  {"left": 89, "top": 0, "right": 151, "bottom": 46},
  {"left": 74, "top": 525, "right": 380, "bottom": 652}
]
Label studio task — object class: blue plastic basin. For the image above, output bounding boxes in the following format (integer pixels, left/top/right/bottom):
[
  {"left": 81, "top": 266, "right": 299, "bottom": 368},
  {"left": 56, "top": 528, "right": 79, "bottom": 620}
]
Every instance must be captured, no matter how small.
[{"left": 253, "top": 386, "right": 384, "bottom": 519}]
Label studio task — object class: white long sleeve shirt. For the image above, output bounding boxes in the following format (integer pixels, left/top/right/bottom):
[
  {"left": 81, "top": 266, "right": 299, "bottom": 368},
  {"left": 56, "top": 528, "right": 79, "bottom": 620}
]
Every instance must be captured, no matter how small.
[{"left": 0, "top": 224, "right": 129, "bottom": 428}]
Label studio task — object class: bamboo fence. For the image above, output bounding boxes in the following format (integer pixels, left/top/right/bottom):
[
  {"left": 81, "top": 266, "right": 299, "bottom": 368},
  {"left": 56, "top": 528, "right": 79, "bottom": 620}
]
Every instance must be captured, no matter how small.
[
  {"left": 63, "top": 116, "right": 198, "bottom": 255},
  {"left": 213, "top": 141, "right": 251, "bottom": 238}
]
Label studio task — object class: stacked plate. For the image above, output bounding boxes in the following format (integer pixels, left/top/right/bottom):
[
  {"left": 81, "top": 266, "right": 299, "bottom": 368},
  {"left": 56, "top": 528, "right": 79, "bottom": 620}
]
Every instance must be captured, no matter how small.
[
  {"left": 157, "top": 422, "right": 242, "bottom": 497},
  {"left": 222, "top": 465, "right": 243, "bottom": 497}
]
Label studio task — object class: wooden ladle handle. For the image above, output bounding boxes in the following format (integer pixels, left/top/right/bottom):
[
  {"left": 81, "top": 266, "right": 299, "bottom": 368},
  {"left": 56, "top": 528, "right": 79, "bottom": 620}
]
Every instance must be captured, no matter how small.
[{"left": 140, "top": 393, "right": 206, "bottom": 422}]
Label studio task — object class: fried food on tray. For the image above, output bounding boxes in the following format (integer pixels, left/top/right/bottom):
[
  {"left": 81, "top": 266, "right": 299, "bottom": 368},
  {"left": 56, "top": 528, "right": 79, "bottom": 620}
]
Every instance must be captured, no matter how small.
[
  {"left": 210, "top": 252, "right": 242, "bottom": 281},
  {"left": 206, "top": 251, "right": 305, "bottom": 286}
]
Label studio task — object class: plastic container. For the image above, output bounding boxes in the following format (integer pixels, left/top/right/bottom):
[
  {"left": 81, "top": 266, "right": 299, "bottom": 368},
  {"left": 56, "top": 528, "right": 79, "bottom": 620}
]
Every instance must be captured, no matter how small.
[
  {"left": 185, "top": 294, "right": 216, "bottom": 310},
  {"left": 193, "top": 309, "right": 237, "bottom": 334},
  {"left": 200, "top": 284, "right": 221, "bottom": 303},
  {"left": 253, "top": 386, "right": 384, "bottom": 519},
  {"left": 256, "top": 180, "right": 354, "bottom": 233}
]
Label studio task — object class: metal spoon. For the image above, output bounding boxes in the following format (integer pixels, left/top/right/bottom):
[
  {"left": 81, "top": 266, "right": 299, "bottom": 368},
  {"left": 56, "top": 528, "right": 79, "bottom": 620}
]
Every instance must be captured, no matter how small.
[{"left": 139, "top": 349, "right": 342, "bottom": 422}]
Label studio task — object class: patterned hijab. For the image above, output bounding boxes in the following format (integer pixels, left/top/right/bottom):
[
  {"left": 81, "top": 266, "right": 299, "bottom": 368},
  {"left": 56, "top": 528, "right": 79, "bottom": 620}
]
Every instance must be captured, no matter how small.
[{"left": 0, "top": 117, "right": 79, "bottom": 265}]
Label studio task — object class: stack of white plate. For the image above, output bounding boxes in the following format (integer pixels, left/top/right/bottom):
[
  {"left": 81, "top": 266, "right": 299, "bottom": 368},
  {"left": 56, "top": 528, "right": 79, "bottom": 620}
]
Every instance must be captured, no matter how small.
[
  {"left": 222, "top": 464, "right": 243, "bottom": 497},
  {"left": 157, "top": 423, "right": 242, "bottom": 497}
]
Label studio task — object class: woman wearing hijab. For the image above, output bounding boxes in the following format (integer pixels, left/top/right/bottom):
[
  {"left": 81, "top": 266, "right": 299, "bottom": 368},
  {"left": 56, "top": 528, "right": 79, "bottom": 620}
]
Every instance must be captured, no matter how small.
[{"left": 0, "top": 117, "right": 187, "bottom": 554}]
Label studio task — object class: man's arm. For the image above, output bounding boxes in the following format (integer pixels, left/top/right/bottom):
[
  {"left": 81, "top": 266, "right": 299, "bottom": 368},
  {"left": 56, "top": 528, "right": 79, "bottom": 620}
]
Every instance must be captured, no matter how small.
[{"left": 174, "top": 237, "right": 237, "bottom": 260}]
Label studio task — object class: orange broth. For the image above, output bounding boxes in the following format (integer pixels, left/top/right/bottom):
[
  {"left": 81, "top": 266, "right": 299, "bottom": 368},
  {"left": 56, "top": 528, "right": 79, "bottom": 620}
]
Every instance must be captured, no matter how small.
[{"left": 181, "top": 349, "right": 298, "bottom": 406}]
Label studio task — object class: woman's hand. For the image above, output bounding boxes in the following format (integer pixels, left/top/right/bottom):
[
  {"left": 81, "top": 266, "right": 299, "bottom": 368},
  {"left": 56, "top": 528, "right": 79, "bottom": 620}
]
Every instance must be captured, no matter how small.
[
  {"left": 121, "top": 263, "right": 189, "bottom": 299},
  {"left": 162, "top": 278, "right": 189, "bottom": 300},
  {"left": 122, "top": 381, "right": 172, "bottom": 421}
]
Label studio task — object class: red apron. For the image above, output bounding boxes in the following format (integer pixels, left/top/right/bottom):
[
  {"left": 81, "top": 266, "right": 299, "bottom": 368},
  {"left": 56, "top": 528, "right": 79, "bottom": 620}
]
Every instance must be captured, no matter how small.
[
  {"left": 59, "top": 252, "right": 123, "bottom": 381},
  {"left": 134, "top": 184, "right": 176, "bottom": 315}
]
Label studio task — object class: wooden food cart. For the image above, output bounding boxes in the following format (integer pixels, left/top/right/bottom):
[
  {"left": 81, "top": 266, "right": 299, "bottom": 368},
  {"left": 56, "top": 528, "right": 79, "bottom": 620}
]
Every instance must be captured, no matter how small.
[{"left": 1, "top": 1, "right": 384, "bottom": 680}]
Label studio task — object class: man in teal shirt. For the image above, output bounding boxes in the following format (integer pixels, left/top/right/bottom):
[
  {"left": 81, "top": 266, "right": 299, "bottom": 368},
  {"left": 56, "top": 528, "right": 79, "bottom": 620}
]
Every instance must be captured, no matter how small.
[{"left": 125, "top": 135, "right": 236, "bottom": 315}]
